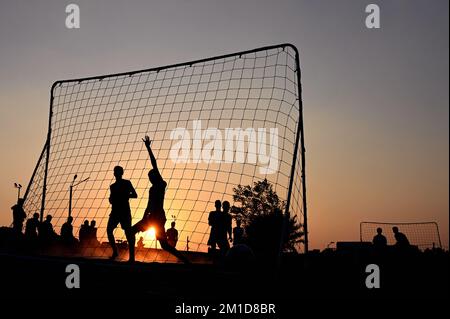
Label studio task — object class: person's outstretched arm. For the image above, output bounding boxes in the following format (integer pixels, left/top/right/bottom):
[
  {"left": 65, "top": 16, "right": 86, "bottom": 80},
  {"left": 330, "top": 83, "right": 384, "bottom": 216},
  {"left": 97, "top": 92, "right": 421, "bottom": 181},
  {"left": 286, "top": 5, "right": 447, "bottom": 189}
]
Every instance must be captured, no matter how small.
[{"left": 143, "top": 135, "right": 159, "bottom": 172}]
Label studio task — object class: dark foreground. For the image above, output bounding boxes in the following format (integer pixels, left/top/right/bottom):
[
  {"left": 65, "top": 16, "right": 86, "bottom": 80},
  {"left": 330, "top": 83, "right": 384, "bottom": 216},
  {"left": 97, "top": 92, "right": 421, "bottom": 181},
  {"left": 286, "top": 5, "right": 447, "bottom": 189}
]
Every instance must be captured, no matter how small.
[{"left": 1, "top": 247, "right": 448, "bottom": 306}]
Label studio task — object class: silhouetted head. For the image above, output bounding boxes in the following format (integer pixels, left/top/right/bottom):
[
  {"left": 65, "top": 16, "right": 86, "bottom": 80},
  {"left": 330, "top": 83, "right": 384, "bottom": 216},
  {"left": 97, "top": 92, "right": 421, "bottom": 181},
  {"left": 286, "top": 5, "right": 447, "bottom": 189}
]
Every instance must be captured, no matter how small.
[
  {"left": 83, "top": 220, "right": 89, "bottom": 226},
  {"left": 222, "top": 201, "right": 230, "bottom": 213},
  {"left": 377, "top": 227, "right": 383, "bottom": 234},
  {"left": 67, "top": 216, "right": 73, "bottom": 224},
  {"left": 236, "top": 219, "right": 241, "bottom": 227},
  {"left": 114, "top": 166, "right": 124, "bottom": 179},
  {"left": 17, "top": 198, "right": 25, "bottom": 206},
  {"left": 33, "top": 213, "right": 39, "bottom": 219},
  {"left": 215, "top": 200, "right": 221, "bottom": 210},
  {"left": 147, "top": 169, "right": 159, "bottom": 184},
  {"left": 171, "top": 221, "right": 176, "bottom": 228},
  {"left": 90, "top": 220, "right": 96, "bottom": 227},
  {"left": 392, "top": 226, "right": 399, "bottom": 234},
  {"left": 46, "top": 215, "right": 52, "bottom": 222}
]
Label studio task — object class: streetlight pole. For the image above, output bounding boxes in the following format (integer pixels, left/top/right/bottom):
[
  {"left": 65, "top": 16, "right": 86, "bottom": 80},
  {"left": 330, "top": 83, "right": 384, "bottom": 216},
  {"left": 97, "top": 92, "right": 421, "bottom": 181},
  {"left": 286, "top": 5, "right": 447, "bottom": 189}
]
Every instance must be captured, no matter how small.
[
  {"left": 14, "top": 183, "right": 22, "bottom": 203},
  {"left": 69, "top": 174, "right": 89, "bottom": 218},
  {"left": 69, "top": 175, "right": 77, "bottom": 218}
]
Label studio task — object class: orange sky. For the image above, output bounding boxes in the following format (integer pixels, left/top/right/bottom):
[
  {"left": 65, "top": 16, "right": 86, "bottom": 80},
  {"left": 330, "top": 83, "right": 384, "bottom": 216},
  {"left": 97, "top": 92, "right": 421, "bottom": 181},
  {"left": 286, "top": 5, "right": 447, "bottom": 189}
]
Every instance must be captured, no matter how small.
[{"left": 0, "top": 0, "right": 448, "bottom": 250}]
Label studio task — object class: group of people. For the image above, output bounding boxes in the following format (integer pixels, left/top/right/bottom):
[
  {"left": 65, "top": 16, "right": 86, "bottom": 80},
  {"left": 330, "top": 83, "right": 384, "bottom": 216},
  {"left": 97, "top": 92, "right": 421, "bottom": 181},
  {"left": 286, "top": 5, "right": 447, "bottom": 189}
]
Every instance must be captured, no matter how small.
[
  {"left": 207, "top": 200, "right": 244, "bottom": 256},
  {"left": 372, "top": 226, "right": 411, "bottom": 249},
  {"left": 106, "top": 135, "right": 188, "bottom": 263},
  {"left": 11, "top": 134, "right": 245, "bottom": 264},
  {"left": 10, "top": 136, "right": 186, "bottom": 263},
  {"left": 78, "top": 219, "right": 99, "bottom": 246},
  {"left": 13, "top": 204, "right": 100, "bottom": 248}
]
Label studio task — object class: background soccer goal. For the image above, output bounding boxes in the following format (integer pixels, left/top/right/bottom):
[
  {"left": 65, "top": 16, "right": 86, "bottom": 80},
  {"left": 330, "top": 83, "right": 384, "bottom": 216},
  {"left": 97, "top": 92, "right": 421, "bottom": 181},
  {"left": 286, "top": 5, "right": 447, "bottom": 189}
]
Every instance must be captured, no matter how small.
[
  {"left": 22, "top": 44, "right": 307, "bottom": 261},
  {"left": 360, "top": 221, "right": 442, "bottom": 250}
]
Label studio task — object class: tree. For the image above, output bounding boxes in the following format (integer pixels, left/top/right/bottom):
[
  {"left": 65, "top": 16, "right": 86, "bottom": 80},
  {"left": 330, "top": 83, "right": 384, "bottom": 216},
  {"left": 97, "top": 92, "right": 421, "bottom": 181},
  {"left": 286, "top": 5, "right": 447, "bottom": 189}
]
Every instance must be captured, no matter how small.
[{"left": 231, "top": 179, "right": 304, "bottom": 255}]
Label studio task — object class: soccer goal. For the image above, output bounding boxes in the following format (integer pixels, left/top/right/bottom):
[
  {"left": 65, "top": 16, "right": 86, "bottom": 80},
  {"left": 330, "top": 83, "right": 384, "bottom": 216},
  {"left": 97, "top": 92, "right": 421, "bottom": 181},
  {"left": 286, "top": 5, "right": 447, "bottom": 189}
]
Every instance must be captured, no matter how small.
[
  {"left": 22, "top": 44, "right": 307, "bottom": 261},
  {"left": 360, "top": 221, "right": 442, "bottom": 250}
]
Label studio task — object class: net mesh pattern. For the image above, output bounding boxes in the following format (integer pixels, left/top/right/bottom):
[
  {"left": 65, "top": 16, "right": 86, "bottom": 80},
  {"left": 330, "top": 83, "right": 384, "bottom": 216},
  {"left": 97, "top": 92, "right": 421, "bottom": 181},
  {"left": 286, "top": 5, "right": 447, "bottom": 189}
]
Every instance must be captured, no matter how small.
[
  {"left": 23, "top": 45, "right": 305, "bottom": 261},
  {"left": 360, "top": 222, "right": 442, "bottom": 250}
]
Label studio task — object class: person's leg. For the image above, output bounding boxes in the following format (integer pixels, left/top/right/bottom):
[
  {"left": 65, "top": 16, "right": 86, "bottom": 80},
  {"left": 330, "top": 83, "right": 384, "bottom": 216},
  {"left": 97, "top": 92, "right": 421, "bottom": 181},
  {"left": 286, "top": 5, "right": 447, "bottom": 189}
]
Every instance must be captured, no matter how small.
[
  {"left": 160, "top": 239, "right": 190, "bottom": 264},
  {"left": 107, "top": 215, "right": 119, "bottom": 259},
  {"left": 128, "top": 216, "right": 151, "bottom": 262},
  {"left": 120, "top": 214, "right": 135, "bottom": 262},
  {"left": 156, "top": 223, "right": 189, "bottom": 263},
  {"left": 125, "top": 227, "right": 135, "bottom": 262},
  {"left": 217, "top": 237, "right": 230, "bottom": 256},
  {"left": 125, "top": 228, "right": 135, "bottom": 262},
  {"left": 131, "top": 217, "right": 149, "bottom": 235}
]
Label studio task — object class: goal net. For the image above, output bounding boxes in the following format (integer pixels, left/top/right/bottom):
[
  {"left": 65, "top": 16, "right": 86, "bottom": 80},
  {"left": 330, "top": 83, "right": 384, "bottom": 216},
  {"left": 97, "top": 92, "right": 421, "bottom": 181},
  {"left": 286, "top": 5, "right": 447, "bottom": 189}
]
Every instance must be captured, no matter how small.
[
  {"left": 360, "top": 221, "right": 442, "bottom": 250},
  {"left": 22, "top": 44, "right": 306, "bottom": 261}
]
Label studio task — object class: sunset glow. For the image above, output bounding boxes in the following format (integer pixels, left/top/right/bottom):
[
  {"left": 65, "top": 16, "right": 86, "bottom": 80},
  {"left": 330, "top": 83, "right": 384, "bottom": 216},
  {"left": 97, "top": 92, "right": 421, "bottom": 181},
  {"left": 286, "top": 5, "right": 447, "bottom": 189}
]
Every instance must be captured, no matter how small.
[
  {"left": 0, "top": 1, "right": 448, "bottom": 251},
  {"left": 147, "top": 227, "right": 156, "bottom": 241}
]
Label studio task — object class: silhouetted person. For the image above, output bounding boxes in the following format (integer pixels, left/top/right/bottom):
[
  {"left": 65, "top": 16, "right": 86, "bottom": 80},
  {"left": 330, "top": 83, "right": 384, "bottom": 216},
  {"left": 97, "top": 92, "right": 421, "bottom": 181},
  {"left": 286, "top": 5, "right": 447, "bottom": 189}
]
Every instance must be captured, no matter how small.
[
  {"left": 11, "top": 198, "right": 26, "bottom": 233},
  {"left": 79, "top": 220, "right": 90, "bottom": 245},
  {"left": 372, "top": 227, "right": 387, "bottom": 248},
  {"left": 88, "top": 220, "right": 99, "bottom": 246},
  {"left": 233, "top": 219, "right": 244, "bottom": 246},
  {"left": 107, "top": 165, "right": 137, "bottom": 261},
  {"left": 61, "top": 216, "right": 77, "bottom": 245},
  {"left": 25, "top": 213, "right": 40, "bottom": 240},
  {"left": 132, "top": 135, "right": 189, "bottom": 264},
  {"left": 166, "top": 221, "right": 179, "bottom": 248},
  {"left": 393, "top": 226, "right": 410, "bottom": 248},
  {"left": 39, "top": 215, "right": 58, "bottom": 244},
  {"left": 137, "top": 236, "right": 145, "bottom": 250},
  {"left": 216, "top": 200, "right": 232, "bottom": 254},
  {"left": 208, "top": 200, "right": 222, "bottom": 251}
]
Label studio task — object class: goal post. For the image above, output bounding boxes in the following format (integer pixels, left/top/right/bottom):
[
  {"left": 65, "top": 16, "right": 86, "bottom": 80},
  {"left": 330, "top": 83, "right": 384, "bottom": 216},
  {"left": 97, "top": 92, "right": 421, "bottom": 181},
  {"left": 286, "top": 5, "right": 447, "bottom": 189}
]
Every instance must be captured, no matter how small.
[
  {"left": 22, "top": 43, "right": 308, "bottom": 260},
  {"left": 360, "top": 221, "right": 442, "bottom": 250}
]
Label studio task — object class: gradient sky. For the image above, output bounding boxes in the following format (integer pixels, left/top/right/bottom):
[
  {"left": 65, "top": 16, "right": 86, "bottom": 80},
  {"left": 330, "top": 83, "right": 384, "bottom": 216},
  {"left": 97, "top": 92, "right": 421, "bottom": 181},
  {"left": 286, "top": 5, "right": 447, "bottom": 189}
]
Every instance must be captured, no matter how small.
[{"left": 0, "top": 0, "right": 448, "bottom": 250}]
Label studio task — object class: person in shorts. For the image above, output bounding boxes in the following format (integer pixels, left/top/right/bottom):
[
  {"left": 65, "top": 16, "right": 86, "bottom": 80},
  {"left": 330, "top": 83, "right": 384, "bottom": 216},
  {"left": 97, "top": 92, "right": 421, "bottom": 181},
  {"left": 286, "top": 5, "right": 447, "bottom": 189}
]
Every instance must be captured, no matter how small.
[{"left": 107, "top": 165, "right": 137, "bottom": 261}]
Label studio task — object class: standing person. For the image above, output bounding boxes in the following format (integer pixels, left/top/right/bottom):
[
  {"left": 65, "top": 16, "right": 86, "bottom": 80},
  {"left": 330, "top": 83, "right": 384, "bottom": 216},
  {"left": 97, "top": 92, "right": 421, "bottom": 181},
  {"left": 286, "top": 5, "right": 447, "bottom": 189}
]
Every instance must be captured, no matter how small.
[
  {"left": 79, "top": 220, "right": 90, "bottom": 246},
  {"left": 131, "top": 135, "right": 189, "bottom": 264},
  {"left": 61, "top": 216, "right": 77, "bottom": 245},
  {"left": 88, "top": 220, "right": 99, "bottom": 246},
  {"left": 232, "top": 219, "right": 244, "bottom": 246},
  {"left": 25, "top": 213, "right": 40, "bottom": 240},
  {"left": 216, "top": 201, "right": 232, "bottom": 255},
  {"left": 39, "top": 215, "right": 58, "bottom": 244},
  {"left": 107, "top": 165, "right": 137, "bottom": 261},
  {"left": 166, "top": 221, "right": 179, "bottom": 248},
  {"left": 11, "top": 198, "right": 26, "bottom": 233},
  {"left": 207, "top": 200, "right": 221, "bottom": 252}
]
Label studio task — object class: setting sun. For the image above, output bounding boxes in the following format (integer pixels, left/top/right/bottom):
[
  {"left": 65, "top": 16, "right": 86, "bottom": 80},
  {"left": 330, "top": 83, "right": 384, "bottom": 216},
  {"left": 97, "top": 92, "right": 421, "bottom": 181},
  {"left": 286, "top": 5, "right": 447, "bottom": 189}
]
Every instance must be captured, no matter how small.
[{"left": 146, "top": 227, "right": 156, "bottom": 240}]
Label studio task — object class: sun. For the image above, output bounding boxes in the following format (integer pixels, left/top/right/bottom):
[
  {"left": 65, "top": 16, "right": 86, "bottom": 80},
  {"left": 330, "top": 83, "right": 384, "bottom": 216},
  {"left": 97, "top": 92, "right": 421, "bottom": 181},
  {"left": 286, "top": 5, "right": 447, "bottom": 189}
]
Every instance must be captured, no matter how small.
[{"left": 146, "top": 227, "right": 156, "bottom": 240}]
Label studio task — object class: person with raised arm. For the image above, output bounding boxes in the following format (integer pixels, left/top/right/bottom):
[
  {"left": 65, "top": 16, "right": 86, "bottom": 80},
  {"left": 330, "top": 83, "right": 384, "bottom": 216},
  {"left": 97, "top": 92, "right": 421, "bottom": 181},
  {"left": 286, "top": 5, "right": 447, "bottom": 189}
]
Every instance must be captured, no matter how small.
[{"left": 132, "top": 135, "right": 189, "bottom": 264}]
